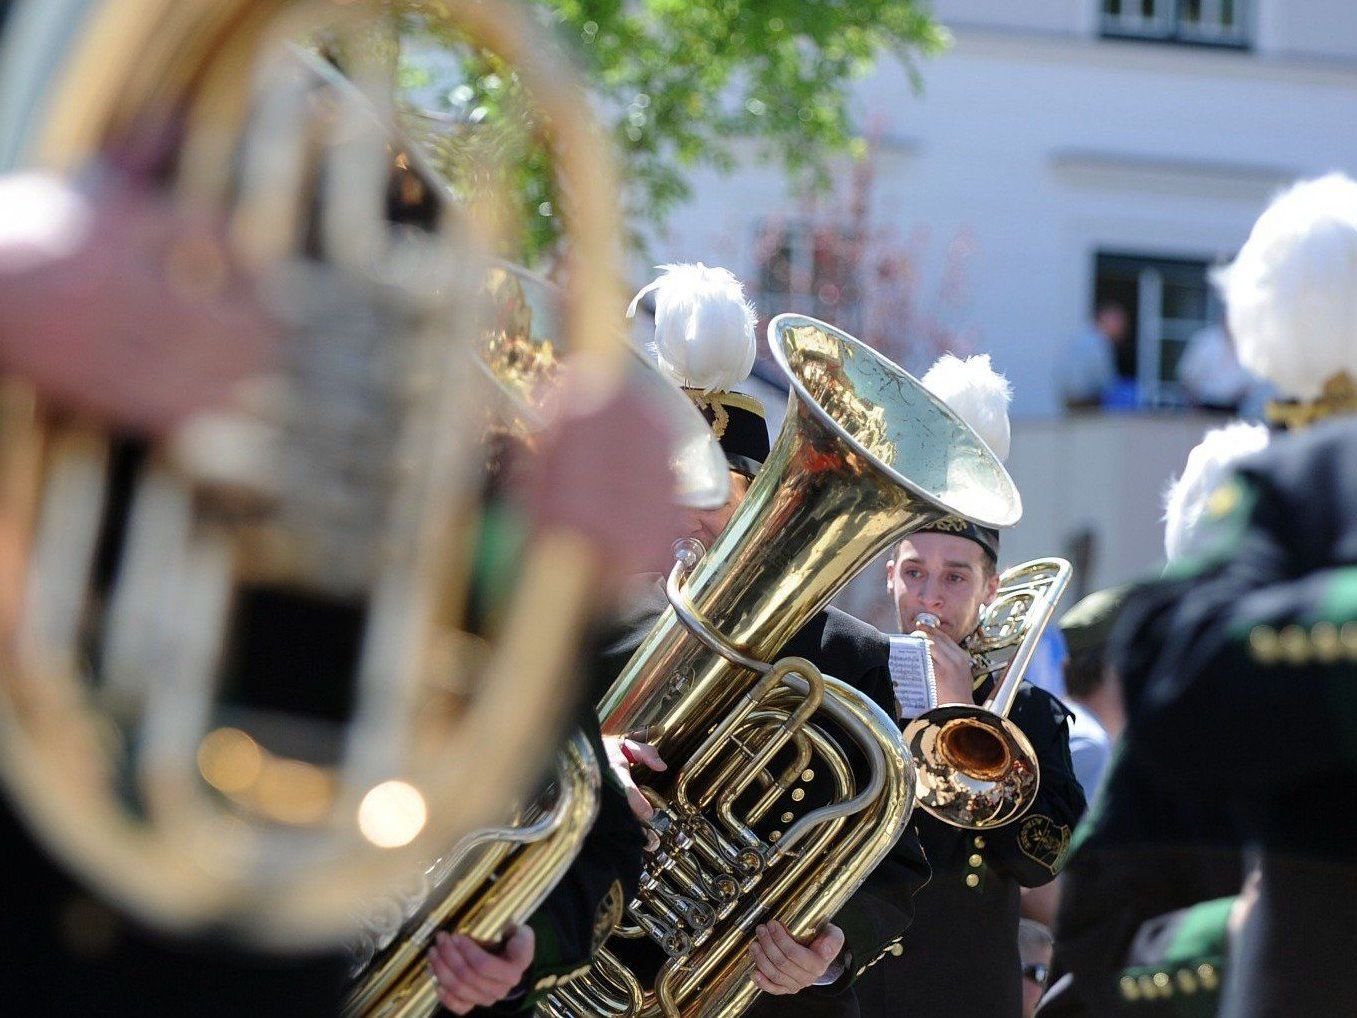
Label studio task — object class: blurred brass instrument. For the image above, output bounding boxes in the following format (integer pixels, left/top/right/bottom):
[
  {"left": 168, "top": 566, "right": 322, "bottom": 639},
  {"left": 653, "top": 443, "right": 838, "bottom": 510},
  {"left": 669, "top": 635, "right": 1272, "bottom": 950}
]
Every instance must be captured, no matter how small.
[
  {"left": 904, "top": 557, "right": 1072, "bottom": 830},
  {"left": 544, "top": 315, "right": 1023, "bottom": 1017},
  {"left": 346, "top": 731, "right": 601, "bottom": 1017},
  {"left": 346, "top": 253, "right": 727, "bottom": 1017},
  {"left": 0, "top": 0, "right": 636, "bottom": 950}
]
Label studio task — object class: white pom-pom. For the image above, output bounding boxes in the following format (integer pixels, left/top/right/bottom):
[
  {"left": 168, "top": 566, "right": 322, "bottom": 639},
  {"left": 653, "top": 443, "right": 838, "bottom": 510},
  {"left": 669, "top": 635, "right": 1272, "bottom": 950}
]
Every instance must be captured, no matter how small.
[
  {"left": 1163, "top": 421, "right": 1269, "bottom": 564},
  {"left": 1216, "top": 173, "right": 1357, "bottom": 400},
  {"left": 921, "top": 353, "right": 1013, "bottom": 462},
  {"left": 627, "top": 263, "right": 757, "bottom": 393}
]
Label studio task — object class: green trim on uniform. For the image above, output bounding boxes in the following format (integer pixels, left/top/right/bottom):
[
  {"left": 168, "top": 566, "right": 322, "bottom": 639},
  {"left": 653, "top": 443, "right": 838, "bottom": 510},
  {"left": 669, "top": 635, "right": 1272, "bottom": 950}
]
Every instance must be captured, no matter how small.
[
  {"left": 1117, "top": 897, "right": 1231, "bottom": 1017},
  {"left": 1070, "top": 741, "right": 1126, "bottom": 855},
  {"left": 473, "top": 503, "right": 528, "bottom": 623},
  {"left": 511, "top": 909, "right": 583, "bottom": 1011},
  {"left": 1315, "top": 566, "right": 1357, "bottom": 623},
  {"left": 1166, "top": 897, "right": 1232, "bottom": 961},
  {"left": 1162, "top": 477, "right": 1259, "bottom": 581}
]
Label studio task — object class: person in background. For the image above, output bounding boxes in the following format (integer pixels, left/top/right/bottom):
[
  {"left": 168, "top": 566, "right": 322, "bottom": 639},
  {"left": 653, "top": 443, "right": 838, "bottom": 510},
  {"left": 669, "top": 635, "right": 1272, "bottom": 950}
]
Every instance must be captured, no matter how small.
[
  {"left": 1058, "top": 301, "right": 1129, "bottom": 411},
  {"left": 1057, "top": 585, "right": 1132, "bottom": 798},
  {"left": 1036, "top": 422, "right": 1269, "bottom": 1018},
  {"left": 1107, "top": 173, "right": 1357, "bottom": 1018},
  {"left": 1020, "top": 919, "right": 1054, "bottom": 1018},
  {"left": 1176, "top": 321, "right": 1260, "bottom": 416}
]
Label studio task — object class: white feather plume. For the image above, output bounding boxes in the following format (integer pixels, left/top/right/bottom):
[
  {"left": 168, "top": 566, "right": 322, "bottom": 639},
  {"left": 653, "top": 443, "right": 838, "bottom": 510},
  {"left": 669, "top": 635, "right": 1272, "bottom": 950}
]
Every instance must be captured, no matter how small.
[
  {"left": 1163, "top": 421, "right": 1269, "bottom": 564},
  {"left": 921, "top": 354, "right": 1013, "bottom": 462},
  {"left": 1215, "top": 173, "right": 1357, "bottom": 400},
  {"left": 627, "top": 263, "right": 757, "bottom": 393}
]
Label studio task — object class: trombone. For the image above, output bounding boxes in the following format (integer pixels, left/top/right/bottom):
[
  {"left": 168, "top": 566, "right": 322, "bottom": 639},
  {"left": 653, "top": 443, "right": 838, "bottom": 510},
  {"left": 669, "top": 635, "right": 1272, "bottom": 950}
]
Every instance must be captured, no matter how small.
[{"left": 903, "top": 558, "right": 1071, "bottom": 830}]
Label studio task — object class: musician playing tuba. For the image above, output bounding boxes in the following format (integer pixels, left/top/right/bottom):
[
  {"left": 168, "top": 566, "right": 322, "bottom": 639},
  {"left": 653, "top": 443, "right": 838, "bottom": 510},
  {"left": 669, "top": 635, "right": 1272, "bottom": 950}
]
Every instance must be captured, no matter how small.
[
  {"left": 595, "top": 265, "right": 932, "bottom": 1018},
  {"left": 859, "top": 355, "right": 1087, "bottom": 1018}
]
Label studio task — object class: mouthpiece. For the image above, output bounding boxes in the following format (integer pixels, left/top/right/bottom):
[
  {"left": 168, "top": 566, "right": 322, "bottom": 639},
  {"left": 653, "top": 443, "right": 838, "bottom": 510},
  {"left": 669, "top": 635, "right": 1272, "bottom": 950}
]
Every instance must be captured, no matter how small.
[{"left": 914, "top": 612, "right": 941, "bottom": 630}]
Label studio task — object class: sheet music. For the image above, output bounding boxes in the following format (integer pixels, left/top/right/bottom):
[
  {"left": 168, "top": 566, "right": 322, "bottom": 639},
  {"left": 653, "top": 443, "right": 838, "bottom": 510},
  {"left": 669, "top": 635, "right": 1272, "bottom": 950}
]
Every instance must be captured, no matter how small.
[{"left": 889, "top": 633, "right": 937, "bottom": 720}]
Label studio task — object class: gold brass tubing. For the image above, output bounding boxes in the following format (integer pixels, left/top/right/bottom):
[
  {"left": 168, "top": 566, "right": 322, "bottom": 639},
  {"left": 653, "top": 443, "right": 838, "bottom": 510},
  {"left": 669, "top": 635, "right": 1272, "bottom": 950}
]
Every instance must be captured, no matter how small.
[
  {"left": 347, "top": 734, "right": 600, "bottom": 1018},
  {"left": 743, "top": 726, "right": 814, "bottom": 826},
  {"left": 660, "top": 719, "right": 857, "bottom": 1012},
  {"left": 681, "top": 681, "right": 912, "bottom": 1016}
]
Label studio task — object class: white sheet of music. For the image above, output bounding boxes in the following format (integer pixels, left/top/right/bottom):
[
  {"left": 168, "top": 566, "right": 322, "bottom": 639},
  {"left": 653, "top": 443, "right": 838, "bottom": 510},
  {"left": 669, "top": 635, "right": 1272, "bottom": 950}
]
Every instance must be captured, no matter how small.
[{"left": 888, "top": 634, "right": 937, "bottom": 720}]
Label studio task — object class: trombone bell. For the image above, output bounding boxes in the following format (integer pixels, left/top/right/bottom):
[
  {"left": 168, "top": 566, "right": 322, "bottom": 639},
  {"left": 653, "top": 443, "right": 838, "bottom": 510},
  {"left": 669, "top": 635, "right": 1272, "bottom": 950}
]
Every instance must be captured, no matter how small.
[{"left": 906, "top": 706, "right": 1040, "bottom": 829}]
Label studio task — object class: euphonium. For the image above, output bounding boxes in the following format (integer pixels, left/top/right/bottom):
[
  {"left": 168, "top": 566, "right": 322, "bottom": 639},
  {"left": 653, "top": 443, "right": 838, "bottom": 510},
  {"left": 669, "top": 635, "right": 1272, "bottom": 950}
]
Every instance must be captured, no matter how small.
[
  {"left": 0, "top": 0, "right": 633, "bottom": 949},
  {"left": 904, "top": 557, "right": 1072, "bottom": 830},
  {"left": 545, "top": 314, "right": 1023, "bottom": 1018}
]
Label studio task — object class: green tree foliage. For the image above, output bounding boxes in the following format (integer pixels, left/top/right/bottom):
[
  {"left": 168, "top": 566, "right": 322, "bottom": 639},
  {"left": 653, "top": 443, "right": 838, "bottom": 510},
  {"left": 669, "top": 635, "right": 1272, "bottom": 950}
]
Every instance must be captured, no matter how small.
[{"left": 401, "top": 1, "right": 948, "bottom": 265}]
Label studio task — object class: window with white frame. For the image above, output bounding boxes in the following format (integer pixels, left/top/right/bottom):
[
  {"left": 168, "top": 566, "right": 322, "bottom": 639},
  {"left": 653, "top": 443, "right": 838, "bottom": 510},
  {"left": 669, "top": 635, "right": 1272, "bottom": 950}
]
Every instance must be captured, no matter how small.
[
  {"left": 1101, "top": 0, "right": 1249, "bottom": 48},
  {"left": 1093, "top": 252, "right": 1219, "bottom": 409}
]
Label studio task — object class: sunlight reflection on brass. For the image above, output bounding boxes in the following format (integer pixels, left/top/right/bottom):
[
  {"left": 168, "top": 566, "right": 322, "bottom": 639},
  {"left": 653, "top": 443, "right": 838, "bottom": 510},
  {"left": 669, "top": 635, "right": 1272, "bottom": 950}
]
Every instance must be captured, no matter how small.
[
  {"left": 254, "top": 758, "right": 335, "bottom": 826},
  {"left": 358, "top": 780, "right": 428, "bottom": 849},
  {"left": 197, "top": 726, "right": 264, "bottom": 795}
]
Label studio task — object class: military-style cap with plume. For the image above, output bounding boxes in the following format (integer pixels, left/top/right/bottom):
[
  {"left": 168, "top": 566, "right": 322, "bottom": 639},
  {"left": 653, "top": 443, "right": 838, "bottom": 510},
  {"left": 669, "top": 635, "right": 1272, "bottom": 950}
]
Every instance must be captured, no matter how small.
[
  {"left": 1163, "top": 421, "right": 1269, "bottom": 564},
  {"left": 1215, "top": 173, "right": 1357, "bottom": 429},
  {"left": 629, "top": 263, "right": 769, "bottom": 478},
  {"left": 912, "top": 353, "right": 1014, "bottom": 561}
]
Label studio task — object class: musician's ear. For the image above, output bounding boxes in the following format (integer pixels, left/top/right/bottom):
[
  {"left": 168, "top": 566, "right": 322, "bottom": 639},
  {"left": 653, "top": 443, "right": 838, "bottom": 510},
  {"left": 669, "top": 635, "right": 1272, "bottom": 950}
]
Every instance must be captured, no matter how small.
[
  {"left": 983, "top": 568, "right": 1000, "bottom": 603},
  {"left": 885, "top": 557, "right": 896, "bottom": 595}
]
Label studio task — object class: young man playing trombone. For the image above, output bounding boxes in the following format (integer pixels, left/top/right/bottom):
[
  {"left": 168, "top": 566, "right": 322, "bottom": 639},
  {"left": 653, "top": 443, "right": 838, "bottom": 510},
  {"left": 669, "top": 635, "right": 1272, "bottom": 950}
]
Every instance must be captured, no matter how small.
[{"left": 856, "top": 355, "right": 1086, "bottom": 1018}]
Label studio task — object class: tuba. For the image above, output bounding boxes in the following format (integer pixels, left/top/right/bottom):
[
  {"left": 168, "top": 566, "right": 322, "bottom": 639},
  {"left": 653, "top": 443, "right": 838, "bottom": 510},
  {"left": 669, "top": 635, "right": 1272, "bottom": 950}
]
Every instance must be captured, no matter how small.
[
  {"left": 0, "top": 0, "right": 638, "bottom": 951},
  {"left": 904, "top": 557, "right": 1072, "bottom": 830},
  {"left": 545, "top": 314, "right": 1023, "bottom": 1017}
]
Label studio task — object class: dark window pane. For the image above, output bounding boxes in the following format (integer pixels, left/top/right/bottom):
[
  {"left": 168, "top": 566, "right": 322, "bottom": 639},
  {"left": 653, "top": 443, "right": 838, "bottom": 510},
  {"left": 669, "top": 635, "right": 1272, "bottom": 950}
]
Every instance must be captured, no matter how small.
[
  {"left": 1163, "top": 282, "right": 1207, "bottom": 320},
  {"left": 1160, "top": 337, "right": 1188, "bottom": 383}
]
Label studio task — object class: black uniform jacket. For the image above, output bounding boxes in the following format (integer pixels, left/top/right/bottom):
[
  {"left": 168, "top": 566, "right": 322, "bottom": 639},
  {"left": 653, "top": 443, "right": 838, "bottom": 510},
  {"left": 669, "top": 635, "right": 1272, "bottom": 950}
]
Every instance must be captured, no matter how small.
[
  {"left": 1096, "top": 419, "right": 1357, "bottom": 1018},
  {"left": 1038, "top": 743, "right": 1244, "bottom": 1018},
  {"left": 857, "top": 676, "right": 1086, "bottom": 1018},
  {"left": 0, "top": 795, "right": 353, "bottom": 1016},
  {"left": 469, "top": 647, "right": 649, "bottom": 1014},
  {"left": 605, "top": 576, "right": 932, "bottom": 1018}
]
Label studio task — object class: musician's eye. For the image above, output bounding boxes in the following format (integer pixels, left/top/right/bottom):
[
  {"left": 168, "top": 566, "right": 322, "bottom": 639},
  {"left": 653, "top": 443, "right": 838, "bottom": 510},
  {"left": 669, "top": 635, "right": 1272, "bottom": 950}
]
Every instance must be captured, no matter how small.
[
  {"left": 903, "top": 568, "right": 924, "bottom": 580},
  {"left": 946, "top": 573, "right": 966, "bottom": 584}
]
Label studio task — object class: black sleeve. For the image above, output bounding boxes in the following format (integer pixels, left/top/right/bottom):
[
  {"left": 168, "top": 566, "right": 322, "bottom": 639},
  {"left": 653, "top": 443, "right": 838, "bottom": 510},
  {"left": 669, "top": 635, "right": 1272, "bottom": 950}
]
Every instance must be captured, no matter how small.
[
  {"left": 497, "top": 723, "right": 645, "bottom": 1011},
  {"left": 981, "top": 685, "right": 1087, "bottom": 887},
  {"left": 1053, "top": 851, "right": 1236, "bottom": 1016},
  {"left": 792, "top": 613, "right": 933, "bottom": 988},
  {"left": 481, "top": 616, "right": 651, "bottom": 1013}
]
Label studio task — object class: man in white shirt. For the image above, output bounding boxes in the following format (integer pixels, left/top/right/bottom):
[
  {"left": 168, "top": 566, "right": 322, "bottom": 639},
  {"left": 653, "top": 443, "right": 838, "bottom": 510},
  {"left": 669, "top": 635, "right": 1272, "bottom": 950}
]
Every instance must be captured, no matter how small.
[{"left": 1058, "top": 302, "right": 1128, "bottom": 411}]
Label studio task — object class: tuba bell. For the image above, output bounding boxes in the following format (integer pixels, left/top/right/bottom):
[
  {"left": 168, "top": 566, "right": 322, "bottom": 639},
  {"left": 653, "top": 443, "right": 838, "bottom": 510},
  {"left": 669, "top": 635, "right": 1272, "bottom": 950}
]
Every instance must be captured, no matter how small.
[
  {"left": 544, "top": 314, "right": 1022, "bottom": 1017},
  {"left": 904, "top": 557, "right": 1072, "bottom": 830}
]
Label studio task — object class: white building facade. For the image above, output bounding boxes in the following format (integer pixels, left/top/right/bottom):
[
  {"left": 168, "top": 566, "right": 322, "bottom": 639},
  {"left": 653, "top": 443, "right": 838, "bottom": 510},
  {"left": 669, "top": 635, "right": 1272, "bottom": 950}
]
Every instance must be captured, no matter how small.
[{"left": 654, "top": 0, "right": 1357, "bottom": 608}]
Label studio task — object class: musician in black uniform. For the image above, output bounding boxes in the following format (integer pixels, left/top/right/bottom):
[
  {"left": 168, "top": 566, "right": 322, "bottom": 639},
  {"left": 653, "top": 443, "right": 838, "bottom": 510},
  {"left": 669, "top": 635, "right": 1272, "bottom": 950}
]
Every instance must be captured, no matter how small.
[
  {"left": 852, "top": 353, "right": 1086, "bottom": 1018},
  {"left": 1087, "top": 174, "right": 1357, "bottom": 1018},
  {"left": 1037, "top": 425, "right": 1271, "bottom": 1018},
  {"left": 601, "top": 387, "right": 932, "bottom": 1018},
  {"left": 855, "top": 520, "right": 1085, "bottom": 1018}
]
